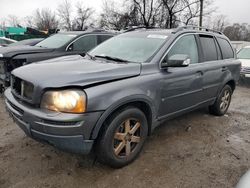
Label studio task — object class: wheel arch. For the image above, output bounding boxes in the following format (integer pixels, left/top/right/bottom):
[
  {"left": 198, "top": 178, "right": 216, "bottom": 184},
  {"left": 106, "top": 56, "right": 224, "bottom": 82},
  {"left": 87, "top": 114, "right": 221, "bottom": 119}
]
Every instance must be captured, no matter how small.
[
  {"left": 226, "top": 79, "right": 236, "bottom": 91},
  {"left": 90, "top": 95, "right": 156, "bottom": 140}
]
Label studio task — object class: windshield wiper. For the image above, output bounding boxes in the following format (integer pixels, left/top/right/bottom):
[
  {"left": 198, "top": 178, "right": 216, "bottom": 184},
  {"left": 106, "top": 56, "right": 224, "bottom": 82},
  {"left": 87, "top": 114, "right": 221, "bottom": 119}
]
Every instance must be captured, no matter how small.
[
  {"left": 86, "top": 52, "right": 96, "bottom": 60},
  {"left": 94, "top": 55, "right": 129, "bottom": 63}
]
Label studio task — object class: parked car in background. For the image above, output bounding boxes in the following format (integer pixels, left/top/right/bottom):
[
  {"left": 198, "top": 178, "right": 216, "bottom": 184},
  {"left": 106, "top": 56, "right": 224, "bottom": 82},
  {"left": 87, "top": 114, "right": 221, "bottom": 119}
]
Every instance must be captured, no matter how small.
[
  {"left": 0, "top": 37, "right": 16, "bottom": 47},
  {"left": 4, "top": 26, "right": 241, "bottom": 168},
  {"left": 0, "top": 29, "right": 115, "bottom": 91},
  {"left": 7, "top": 38, "right": 44, "bottom": 47},
  {"left": 237, "top": 46, "right": 250, "bottom": 77}
]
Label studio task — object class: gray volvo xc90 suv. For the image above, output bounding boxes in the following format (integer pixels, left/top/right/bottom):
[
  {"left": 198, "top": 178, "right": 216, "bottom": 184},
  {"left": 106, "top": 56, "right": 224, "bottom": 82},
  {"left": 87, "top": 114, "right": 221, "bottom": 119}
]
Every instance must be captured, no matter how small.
[{"left": 5, "top": 26, "right": 241, "bottom": 168}]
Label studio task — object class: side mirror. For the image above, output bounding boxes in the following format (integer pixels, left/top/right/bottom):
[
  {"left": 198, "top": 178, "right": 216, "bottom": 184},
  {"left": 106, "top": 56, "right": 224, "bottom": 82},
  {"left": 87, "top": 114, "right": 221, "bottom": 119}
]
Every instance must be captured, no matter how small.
[{"left": 162, "top": 54, "right": 191, "bottom": 68}]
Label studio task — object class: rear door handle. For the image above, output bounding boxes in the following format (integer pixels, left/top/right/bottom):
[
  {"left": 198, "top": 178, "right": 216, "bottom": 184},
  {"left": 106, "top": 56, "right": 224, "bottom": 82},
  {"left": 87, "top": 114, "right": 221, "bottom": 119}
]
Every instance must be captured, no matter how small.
[{"left": 222, "top": 67, "right": 228, "bottom": 72}]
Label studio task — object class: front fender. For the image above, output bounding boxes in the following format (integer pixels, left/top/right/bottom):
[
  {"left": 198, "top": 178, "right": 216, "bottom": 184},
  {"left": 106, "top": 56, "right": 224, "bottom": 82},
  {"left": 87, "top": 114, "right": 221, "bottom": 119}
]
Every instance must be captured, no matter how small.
[{"left": 90, "top": 95, "right": 156, "bottom": 140}]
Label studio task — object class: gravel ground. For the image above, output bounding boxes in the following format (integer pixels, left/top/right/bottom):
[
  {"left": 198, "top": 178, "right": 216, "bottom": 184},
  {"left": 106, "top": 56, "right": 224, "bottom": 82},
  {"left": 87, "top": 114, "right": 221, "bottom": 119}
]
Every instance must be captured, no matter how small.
[{"left": 0, "top": 79, "right": 250, "bottom": 188}]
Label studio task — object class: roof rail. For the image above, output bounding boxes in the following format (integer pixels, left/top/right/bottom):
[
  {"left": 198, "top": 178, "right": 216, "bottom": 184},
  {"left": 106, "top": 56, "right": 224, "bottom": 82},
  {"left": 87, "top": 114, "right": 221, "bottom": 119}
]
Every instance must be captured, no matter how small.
[
  {"left": 172, "top": 25, "right": 224, "bottom": 35},
  {"left": 91, "top": 29, "right": 107, "bottom": 32},
  {"left": 124, "top": 26, "right": 159, "bottom": 33},
  {"left": 88, "top": 28, "right": 120, "bottom": 34}
]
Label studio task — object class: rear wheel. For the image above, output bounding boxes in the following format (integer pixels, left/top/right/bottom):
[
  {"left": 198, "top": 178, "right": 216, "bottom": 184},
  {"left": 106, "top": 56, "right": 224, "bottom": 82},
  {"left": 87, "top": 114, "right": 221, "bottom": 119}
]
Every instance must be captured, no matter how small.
[
  {"left": 96, "top": 107, "right": 148, "bottom": 168},
  {"left": 209, "top": 85, "right": 232, "bottom": 116}
]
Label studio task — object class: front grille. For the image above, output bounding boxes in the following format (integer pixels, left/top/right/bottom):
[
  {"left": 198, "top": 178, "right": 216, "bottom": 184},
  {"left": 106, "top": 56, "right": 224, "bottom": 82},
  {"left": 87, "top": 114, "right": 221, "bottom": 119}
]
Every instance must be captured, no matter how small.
[
  {"left": 12, "top": 75, "right": 34, "bottom": 100},
  {"left": 241, "top": 66, "right": 250, "bottom": 74}
]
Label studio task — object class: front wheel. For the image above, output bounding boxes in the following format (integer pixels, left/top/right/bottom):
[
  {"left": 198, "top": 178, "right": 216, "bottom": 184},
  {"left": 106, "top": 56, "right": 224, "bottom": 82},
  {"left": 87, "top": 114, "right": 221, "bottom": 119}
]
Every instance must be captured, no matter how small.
[
  {"left": 95, "top": 107, "right": 148, "bottom": 168},
  {"left": 209, "top": 85, "right": 232, "bottom": 116}
]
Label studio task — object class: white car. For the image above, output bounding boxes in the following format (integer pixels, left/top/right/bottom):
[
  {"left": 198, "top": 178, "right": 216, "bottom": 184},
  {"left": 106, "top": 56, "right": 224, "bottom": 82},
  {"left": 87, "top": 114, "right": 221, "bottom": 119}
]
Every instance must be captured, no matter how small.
[
  {"left": 0, "top": 37, "right": 16, "bottom": 47},
  {"left": 237, "top": 46, "right": 250, "bottom": 78}
]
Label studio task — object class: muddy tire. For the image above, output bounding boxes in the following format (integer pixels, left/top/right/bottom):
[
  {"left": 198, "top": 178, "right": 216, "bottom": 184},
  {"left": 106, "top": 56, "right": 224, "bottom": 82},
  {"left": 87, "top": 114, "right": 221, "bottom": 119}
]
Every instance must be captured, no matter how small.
[
  {"left": 95, "top": 107, "right": 148, "bottom": 168},
  {"left": 209, "top": 85, "right": 232, "bottom": 116}
]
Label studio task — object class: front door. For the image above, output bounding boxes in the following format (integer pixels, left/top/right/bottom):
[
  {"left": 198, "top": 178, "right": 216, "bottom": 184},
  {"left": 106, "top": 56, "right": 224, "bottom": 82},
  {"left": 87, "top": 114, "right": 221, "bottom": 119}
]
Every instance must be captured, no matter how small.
[{"left": 158, "top": 34, "right": 203, "bottom": 118}]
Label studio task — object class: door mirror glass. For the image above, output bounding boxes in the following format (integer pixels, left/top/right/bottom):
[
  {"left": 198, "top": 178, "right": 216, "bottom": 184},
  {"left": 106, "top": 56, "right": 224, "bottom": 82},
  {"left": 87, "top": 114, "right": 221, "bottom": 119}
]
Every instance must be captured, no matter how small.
[{"left": 162, "top": 54, "right": 190, "bottom": 68}]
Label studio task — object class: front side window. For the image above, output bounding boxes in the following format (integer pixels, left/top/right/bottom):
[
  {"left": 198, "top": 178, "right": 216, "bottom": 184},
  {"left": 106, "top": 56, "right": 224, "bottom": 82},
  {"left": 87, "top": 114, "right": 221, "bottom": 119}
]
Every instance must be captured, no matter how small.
[
  {"left": 36, "top": 33, "right": 76, "bottom": 48},
  {"left": 69, "top": 35, "right": 97, "bottom": 52},
  {"left": 217, "top": 38, "right": 234, "bottom": 59},
  {"left": 237, "top": 48, "right": 250, "bottom": 59},
  {"left": 164, "top": 35, "right": 199, "bottom": 64},
  {"left": 199, "top": 35, "right": 218, "bottom": 62}
]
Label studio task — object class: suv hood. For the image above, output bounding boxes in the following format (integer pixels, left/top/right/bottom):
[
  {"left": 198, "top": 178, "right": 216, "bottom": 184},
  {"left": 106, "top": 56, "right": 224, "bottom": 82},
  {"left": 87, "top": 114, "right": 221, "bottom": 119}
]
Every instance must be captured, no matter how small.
[
  {"left": 12, "top": 55, "right": 141, "bottom": 89},
  {"left": 0, "top": 45, "right": 54, "bottom": 58}
]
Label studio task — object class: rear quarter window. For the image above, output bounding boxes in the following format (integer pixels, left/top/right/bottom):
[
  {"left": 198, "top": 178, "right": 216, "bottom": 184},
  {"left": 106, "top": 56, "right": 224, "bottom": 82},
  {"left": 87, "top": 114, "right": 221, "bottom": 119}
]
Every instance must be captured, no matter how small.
[{"left": 217, "top": 38, "right": 234, "bottom": 59}]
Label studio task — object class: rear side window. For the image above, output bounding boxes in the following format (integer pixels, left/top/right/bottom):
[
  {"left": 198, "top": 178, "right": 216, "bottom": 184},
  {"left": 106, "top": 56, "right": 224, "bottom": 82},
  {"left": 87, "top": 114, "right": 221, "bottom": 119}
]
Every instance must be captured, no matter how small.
[
  {"left": 217, "top": 38, "right": 234, "bottom": 59},
  {"left": 98, "top": 35, "right": 113, "bottom": 44},
  {"left": 199, "top": 35, "right": 218, "bottom": 62},
  {"left": 71, "top": 35, "right": 97, "bottom": 52}
]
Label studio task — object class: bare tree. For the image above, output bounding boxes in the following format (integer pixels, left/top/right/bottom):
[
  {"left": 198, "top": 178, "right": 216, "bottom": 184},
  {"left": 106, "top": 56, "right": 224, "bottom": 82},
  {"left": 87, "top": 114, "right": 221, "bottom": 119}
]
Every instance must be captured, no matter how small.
[
  {"left": 99, "top": 0, "right": 130, "bottom": 30},
  {"left": 100, "top": 0, "right": 163, "bottom": 30},
  {"left": 0, "top": 19, "right": 7, "bottom": 30},
  {"left": 34, "top": 8, "right": 59, "bottom": 30},
  {"left": 7, "top": 15, "right": 20, "bottom": 27},
  {"left": 180, "top": 0, "right": 200, "bottom": 25},
  {"left": 211, "top": 15, "right": 228, "bottom": 32},
  {"left": 57, "top": 0, "right": 72, "bottom": 30},
  {"left": 99, "top": 0, "right": 215, "bottom": 30},
  {"left": 131, "top": 0, "right": 162, "bottom": 27},
  {"left": 224, "top": 23, "right": 250, "bottom": 41},
  {"left": 73, "top": 2, "right": 94, "bottom": 30},
  {"left": 162, "top": 0, "right": 200, "bottom": 28},
  {"left": 24, "top": 16, "right": 35, "bottom": 28}
]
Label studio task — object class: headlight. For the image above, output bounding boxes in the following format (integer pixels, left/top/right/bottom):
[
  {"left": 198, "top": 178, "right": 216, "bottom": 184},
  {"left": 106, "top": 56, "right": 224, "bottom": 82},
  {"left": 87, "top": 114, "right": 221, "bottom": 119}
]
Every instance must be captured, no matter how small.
[{"left": 41, "top": 89, "right": 86, "bottom": 113}]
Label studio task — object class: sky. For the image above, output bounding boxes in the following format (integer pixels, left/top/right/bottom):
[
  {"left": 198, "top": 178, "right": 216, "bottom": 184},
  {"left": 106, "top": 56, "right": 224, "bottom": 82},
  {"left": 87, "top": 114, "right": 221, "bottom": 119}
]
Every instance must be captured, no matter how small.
[{"left": 0, "top": 0, "right": 249, "bottom": 25}]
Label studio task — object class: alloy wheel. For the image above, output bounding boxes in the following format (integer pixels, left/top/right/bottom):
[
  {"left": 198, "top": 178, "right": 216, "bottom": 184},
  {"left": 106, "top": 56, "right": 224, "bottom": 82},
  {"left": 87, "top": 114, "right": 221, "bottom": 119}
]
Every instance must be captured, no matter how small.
[
  {"left": 220, "top": 89, "right": 230, "bottom": 111},
  {"left": 113, "top": 119, "right": 141, "bottom": 157}
]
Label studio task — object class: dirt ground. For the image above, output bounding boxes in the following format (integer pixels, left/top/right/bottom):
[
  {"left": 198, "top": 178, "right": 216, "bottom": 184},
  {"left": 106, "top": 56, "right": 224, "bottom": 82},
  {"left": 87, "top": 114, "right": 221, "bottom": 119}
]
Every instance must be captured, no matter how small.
[{"left": 0, "top": 79, "right": 250, "bottom": 188}]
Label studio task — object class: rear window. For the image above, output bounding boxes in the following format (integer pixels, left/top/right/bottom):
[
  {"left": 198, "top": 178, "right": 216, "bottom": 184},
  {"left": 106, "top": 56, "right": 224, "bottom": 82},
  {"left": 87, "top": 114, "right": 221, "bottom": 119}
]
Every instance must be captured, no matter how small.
[
  {"left": 217, "top": 38, "right": 234, "bottom": 59},
  {"left": 199, "top": 35, "right": 218, "bottom": 62}
]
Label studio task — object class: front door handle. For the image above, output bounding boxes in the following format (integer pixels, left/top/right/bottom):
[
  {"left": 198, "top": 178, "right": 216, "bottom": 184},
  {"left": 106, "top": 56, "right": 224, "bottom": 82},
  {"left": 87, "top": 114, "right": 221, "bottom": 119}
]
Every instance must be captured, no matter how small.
[{"left": 196, "top": 71, "right": 204, "bottom": 76}]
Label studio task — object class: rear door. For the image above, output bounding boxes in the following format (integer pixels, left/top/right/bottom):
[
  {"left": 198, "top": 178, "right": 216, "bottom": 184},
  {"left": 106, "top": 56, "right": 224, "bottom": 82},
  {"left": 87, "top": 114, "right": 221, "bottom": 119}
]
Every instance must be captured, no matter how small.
[{"left": 197, "top": 34, "right": 227, "bottom": 101}]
